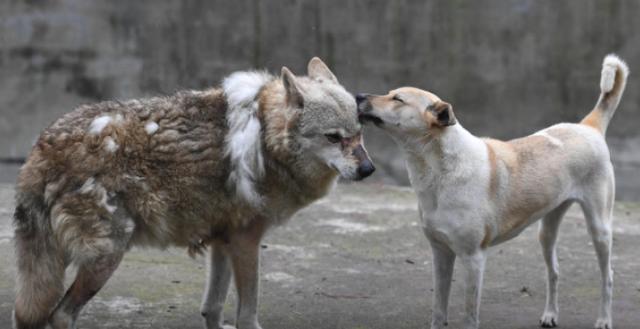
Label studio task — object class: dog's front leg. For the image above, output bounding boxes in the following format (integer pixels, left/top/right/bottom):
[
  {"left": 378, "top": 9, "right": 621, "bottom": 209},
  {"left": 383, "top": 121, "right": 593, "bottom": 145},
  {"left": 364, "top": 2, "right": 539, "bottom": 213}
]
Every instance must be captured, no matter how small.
[
  {"left": 428, "top": 240, "right": 456, "bottom": 329},
  {"left": 201, "top": 243, "right": 234, "bottom": 329},
  {"left": 228, "top": 220, "right": 268, "bottom": 329},
  {"left": 460, "top": 252, "right": 486, "bottom": 329}
]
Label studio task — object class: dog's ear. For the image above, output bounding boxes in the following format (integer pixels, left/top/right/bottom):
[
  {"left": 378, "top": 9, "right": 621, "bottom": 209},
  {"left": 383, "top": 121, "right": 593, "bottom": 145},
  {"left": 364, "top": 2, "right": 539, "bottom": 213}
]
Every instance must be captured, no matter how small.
[
  {"left": 425, "top": 101, "right": 457, "bottom": 127},
  {"left": 281, "top": 67, "right": 304, "bottom": 108},
  {"left": 307, "top": 57, "right": 338, "bottom": 83},
  {"left": 434, "top": 101, "right": 456, "bottom": 126}
]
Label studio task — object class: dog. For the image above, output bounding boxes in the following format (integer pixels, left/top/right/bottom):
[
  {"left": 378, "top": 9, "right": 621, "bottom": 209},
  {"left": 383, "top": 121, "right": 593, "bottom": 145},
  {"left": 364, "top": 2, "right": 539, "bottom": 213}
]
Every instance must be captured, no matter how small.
[
  {"left": 12, "top": 57, "right": 375, "bottom": 329},
  {"left": 356, "top": 54, "right": 628, "bottom": 329}
]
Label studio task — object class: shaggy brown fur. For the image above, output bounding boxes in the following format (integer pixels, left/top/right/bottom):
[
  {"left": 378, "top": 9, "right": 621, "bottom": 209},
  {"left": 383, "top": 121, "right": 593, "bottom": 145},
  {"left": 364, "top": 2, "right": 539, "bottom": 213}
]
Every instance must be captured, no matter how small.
[{"left": 13, "top": 58, "right": 373, "bottom": 329}]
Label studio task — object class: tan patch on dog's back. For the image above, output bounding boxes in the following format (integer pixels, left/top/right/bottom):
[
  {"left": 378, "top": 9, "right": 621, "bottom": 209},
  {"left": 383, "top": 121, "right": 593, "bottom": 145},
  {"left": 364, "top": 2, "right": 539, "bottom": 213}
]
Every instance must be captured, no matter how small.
[{"left": 484, "top": 133, "right": 570, "bottom": 240}]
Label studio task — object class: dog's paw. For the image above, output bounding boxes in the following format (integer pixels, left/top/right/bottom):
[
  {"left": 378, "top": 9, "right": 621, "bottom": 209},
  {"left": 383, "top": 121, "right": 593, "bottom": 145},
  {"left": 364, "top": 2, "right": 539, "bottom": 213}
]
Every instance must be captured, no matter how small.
[
  {"left": 540, "top": 312, "right": 558, "bottom": 328},
  {"left": 594, "top": 318, "right": 612, "bottom": 329}
]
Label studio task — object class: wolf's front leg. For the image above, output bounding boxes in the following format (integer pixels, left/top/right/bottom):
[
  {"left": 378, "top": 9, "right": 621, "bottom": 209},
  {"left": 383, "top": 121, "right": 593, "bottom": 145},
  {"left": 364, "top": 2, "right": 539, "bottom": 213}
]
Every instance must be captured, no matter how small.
[
  {"left": 460, "top": 252, "right": 486, "bottom": 329},
  {"left": 228, "top": 220, "right": 269, "bottom": 329},
  {"left": 201, "top": 243, "right": 234, "bottom": 329}
]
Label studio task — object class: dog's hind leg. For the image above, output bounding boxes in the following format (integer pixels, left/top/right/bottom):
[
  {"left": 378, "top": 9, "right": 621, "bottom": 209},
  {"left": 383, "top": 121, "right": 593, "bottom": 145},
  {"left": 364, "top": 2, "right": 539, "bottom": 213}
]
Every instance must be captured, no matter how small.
[
  {"left": 579, "top": 173, "right": 615, "bottom": 329},
  {"left": 428, "top": 239, "right": 456, "bottom": 329},
  {"left": 538, "top": 200, "right": 572, "bottom": 328},
  {"left": 460, "top": 251, "right": 486, "bottom": 329},
  {"left": 201, "top": 243, "right": 234, "bottom": 329},
  {"left": 228, "top": 220, "right": 269, "bottom": 329}
]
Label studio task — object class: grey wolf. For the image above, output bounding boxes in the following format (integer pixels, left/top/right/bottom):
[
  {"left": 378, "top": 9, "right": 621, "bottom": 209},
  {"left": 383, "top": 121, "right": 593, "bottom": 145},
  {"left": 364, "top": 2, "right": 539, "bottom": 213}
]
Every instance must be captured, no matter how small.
[
  {"left": 356, "top": 54, "right": 628, "bottom": 329},
  {"left": 13, "top": 57, "right": 374, "bottom": 329}
]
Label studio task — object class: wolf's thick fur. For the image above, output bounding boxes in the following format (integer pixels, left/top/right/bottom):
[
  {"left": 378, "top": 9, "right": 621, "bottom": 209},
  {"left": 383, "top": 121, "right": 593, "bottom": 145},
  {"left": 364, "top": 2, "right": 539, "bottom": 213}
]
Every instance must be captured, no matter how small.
[
  {"left": 13, "top": 57, "right": 374, "bottom": 329},
  {"left": 357, "top": 54, "right": 628, "bottom": 329}
]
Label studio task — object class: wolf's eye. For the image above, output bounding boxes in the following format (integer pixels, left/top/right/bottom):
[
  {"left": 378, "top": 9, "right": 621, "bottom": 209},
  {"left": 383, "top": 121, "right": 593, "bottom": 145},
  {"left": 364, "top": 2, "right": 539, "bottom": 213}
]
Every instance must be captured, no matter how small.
[
  {"left": 392, "top": 95, "right": 404, "bottom": 103},
  {"left": 325, "top": 133, "right": 342, "bottom": 144}
]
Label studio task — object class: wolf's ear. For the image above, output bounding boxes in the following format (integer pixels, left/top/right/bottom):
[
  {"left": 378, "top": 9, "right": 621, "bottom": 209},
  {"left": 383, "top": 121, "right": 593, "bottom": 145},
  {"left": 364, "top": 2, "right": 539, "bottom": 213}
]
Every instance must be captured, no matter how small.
[
  {"left": 281, "top": 67, "right": 304, "bottom": 108},
  {"left": 307, "top": 57, "right": 338, "bottom": 83}
]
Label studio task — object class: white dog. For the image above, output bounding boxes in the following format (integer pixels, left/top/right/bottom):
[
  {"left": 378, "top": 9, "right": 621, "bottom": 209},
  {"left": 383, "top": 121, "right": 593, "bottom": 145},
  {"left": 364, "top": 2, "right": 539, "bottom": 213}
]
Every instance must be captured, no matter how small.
[{"left": 357, "top": 54, "right": 628, "bottom": 329}]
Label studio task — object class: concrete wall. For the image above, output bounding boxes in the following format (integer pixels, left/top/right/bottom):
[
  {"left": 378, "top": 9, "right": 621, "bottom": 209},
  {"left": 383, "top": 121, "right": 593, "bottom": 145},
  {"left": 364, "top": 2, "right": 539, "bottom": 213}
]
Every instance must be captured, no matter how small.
[{"left": 1, "top": 0, "right": 639, "bottom": 199}]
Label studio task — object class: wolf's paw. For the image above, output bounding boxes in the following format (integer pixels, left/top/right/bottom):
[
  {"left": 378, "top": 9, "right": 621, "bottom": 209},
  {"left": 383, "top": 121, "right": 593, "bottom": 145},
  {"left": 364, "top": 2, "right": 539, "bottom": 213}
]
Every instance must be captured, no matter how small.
[
  {"left": 49, "top": 311, "right": 75, "bottom": 329},
  {"left": 594, "top": 318, "right": 612, "bottom": 329},
  {"left": 540, "top": 312, "right": 558, "bottom": 328}
]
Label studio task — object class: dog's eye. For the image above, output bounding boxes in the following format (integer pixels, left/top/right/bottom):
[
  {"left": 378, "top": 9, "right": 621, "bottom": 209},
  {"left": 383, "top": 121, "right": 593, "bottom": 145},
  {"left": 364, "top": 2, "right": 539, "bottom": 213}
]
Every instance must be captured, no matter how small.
[
  {"left": 325, "top": 133, "right": 342, "bottom": 144},
  {"left": 392, "top": 95, "right": 404, "bottom": 103}
]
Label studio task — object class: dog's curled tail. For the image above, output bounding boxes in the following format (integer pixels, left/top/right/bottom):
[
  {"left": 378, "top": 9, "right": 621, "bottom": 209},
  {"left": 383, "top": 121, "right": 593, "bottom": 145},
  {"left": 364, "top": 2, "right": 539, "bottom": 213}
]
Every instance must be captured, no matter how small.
[
  {"left": 13, "top": 194, "right": 65, "bottom": 329},
  {"left": 581, "top": 54, "right": 629, "bottom": 134}
]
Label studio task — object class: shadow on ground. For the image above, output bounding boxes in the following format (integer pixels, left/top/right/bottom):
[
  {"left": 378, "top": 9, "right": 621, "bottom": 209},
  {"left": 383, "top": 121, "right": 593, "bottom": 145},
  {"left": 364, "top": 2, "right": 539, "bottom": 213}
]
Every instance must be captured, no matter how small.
[{"left": 1, "top": 183, "right": 639, "bottom": 328}]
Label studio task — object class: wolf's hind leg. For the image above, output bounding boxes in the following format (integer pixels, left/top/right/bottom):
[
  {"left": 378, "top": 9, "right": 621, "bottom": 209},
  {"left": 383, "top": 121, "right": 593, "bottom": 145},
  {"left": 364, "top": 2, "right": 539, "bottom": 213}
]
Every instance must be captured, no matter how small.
[
  {"left": 49, "top": 253, "right": 125, "bottom": 329},
  {"left": 538, "top": 200, "right": 572, "bottom": 328},
  {"left": 47, "top": 180, "right": 134, "bottom": 329},
  {"left": 201, "top": 243, "right": 233, "bottom": 329}
]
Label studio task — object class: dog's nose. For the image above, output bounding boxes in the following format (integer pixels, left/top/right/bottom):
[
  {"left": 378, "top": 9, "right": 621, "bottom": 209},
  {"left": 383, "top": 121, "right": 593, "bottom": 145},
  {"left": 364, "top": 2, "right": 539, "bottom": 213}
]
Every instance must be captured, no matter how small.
[
  {"left": 355, "top": 93, "right": 368, "bottom": 105},
  {"left": 356, "top": 160, "right": 376, "bottom": 180}
]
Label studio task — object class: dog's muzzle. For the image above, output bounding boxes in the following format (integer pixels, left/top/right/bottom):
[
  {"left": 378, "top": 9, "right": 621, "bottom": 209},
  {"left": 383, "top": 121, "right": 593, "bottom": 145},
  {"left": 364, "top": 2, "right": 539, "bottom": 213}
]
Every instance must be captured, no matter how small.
[{"left": 356, "top": 93, "right": 383, "bottom": 126}]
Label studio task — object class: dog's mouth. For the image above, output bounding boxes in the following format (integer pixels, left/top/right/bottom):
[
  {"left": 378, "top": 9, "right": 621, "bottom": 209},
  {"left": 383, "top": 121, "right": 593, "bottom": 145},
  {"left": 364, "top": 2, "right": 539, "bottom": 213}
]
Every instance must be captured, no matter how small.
[{"left": 358, "top": 113, "right": 384, "bottom": 126}]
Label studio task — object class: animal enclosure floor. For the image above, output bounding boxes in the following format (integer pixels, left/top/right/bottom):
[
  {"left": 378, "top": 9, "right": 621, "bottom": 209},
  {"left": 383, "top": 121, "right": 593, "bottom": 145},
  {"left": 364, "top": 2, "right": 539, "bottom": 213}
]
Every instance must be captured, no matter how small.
[{"left": 1, "top": 183, "right": 639, "bottom": 328}]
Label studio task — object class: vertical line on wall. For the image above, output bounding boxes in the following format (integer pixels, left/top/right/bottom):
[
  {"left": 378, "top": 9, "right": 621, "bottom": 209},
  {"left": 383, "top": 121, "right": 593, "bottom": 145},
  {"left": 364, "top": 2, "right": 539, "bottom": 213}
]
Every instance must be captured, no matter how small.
[{"left": 252, "top": 0, "right": 262, "bottom": 67}]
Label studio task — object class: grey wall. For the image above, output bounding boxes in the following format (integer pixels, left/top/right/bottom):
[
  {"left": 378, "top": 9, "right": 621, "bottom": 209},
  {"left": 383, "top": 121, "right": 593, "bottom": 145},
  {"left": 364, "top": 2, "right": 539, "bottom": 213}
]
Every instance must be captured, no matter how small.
[{"left": 1, "top": 0, "right": 639, "bottom": 199}]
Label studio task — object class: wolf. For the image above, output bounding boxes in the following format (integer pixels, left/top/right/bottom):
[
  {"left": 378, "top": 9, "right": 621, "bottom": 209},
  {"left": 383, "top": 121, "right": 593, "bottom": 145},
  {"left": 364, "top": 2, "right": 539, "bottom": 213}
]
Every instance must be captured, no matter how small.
[
  {"left": 12, "top": 57, "right": 375, "bottom": 329},
  {"left": 356, "top": 54, "right": 628, "bottom": 329}
]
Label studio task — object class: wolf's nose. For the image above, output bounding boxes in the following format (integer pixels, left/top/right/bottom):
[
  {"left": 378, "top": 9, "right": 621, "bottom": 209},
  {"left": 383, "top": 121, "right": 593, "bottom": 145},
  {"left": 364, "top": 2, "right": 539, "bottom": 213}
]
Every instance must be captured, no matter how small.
[
  {"left": 357, "top": 160, "right": 376, "bottom": 180},
  {"left": 355, "top": 93, "right": 368, "bottom": 105}
]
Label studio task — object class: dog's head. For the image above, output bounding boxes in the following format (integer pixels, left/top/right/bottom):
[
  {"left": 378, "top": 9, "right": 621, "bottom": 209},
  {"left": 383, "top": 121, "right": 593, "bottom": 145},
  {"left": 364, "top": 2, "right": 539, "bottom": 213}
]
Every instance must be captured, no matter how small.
[
  {"left": 277, "top": 58, "right": 375, "bottom": 181},
  {"left": 355, "top": 87, "right": 456, "bottom": 139}
]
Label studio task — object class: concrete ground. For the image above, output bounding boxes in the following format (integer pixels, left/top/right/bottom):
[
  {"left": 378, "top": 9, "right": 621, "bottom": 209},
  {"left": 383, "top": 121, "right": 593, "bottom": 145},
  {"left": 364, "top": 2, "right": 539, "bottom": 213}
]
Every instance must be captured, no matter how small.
[{"left": 1, "top": 183, "right": 639, "bottom": 329}]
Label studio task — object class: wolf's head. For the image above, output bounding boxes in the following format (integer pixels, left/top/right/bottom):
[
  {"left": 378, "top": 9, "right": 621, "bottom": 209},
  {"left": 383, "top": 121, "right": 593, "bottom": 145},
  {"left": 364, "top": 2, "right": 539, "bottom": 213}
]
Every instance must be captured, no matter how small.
[{"left": 263, "top": 58, "right": 375, "bottom": 181}]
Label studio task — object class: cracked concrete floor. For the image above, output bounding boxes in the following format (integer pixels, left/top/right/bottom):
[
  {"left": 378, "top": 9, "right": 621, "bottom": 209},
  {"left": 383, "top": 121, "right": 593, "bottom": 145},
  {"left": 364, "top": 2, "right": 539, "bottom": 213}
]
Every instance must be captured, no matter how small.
[{"left": 1, "top": 183, "right": 640, "bottom": 328}]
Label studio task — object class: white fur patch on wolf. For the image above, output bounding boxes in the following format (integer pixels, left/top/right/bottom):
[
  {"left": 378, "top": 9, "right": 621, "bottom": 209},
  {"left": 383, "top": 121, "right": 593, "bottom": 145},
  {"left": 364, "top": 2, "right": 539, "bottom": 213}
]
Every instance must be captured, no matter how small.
[
  {"left": 223, "top": 71, "right": 273, "bottom": 207},
  {"left": 79, "top": 177, "right": 117, "bottom": 213},
  {"left": 144, "top": 121, "right": 159, "bottom": 135},
  {"left": 601, "top": 54, "right": 629, "bottom": 93},
  {"left": 89, "top": 116, "right": 112, "bottom": 134},
  {"left": 104, "top": 137, "right": 119, "bottom": 153}
]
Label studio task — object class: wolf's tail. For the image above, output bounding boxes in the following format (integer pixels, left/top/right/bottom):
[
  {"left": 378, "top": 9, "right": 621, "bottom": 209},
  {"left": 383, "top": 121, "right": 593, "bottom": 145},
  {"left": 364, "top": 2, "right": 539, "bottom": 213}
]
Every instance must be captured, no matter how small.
[
  {"left": 581, "top": 54, "right": 629, "bottom": 134},
  {"left": 13, "top": 194, "right": 65, "bottom": 329}
]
